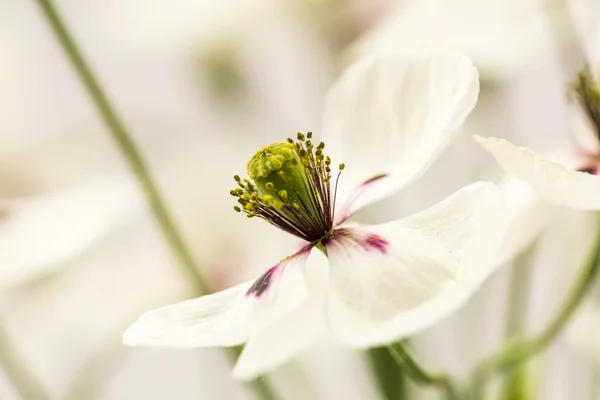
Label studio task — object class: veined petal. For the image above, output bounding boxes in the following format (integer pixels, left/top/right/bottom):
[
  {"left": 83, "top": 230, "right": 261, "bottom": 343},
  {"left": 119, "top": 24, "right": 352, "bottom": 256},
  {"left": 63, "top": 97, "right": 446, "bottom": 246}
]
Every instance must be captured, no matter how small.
[
  {"left": 324, "top": 182, "right": 506, "bottom": 347},
  {"left": 475, "top": 135, "right": 600, "bottom": 210},
  {"left": 233, "top": 251, "right": 329, "bottom": 381},
  {"left": 0, "top": 176, "right": 140, "bottom": 287},
  {"left": 123, "top": 246, "right": 313, "bottom": 348},
  {"left": 322, "top": 52, "right": 479, "bottom": 221},
  {"left": 494, "top": 177, "right": 553, "bottom": 266}
]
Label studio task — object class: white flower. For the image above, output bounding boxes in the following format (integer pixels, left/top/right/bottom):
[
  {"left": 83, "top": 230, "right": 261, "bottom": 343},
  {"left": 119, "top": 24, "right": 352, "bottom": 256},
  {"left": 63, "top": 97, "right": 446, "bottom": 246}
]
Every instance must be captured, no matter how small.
[
  {"left": 354, "top": 0, "right": 558, "bottom": 80},
  {"left": 475, "top": 134, "right": 600, "bottom": 210},
  {"left": 0, "top": 127, "right": 148, "bottom": 290},
  {"left": 0, "top": 175, "right": 140, "bottom": 288},
  {"left": 123, "top": 52, "right": 509, "bottom": 381},
  {"left": 470, "top": 16, "right": 600, "bottom": 265}
]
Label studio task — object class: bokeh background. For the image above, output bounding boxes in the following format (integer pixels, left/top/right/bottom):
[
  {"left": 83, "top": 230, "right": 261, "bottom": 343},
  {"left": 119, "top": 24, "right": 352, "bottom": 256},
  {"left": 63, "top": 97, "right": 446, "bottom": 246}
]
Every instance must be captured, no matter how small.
[{"left": 1, "top": 0, "right": 600, "bottom": 399}]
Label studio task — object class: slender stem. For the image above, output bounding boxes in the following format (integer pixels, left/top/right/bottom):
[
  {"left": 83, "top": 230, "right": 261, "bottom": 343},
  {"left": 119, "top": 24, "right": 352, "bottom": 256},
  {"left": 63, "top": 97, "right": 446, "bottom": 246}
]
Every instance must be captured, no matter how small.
[
  {"left": 368, "top": 347, "right": 406, "bottom": 400},
  {"left": 227, "top": 346, "right": 278, "bottom": 400},
  {"left": 64, "top": 342, "right": 129, "bottom": 400},
  {"left": 33, "top": 1, "right": 280, "bottom": 400},
  {"left": 387, "top": 341, "right": 462, "bottom": 400},
  {"left": 33, "top": 0, "right": 207, "bottom": 296},
  {"left": 502, "top": 242, "right": 537, "bottom": 400},
  {"left": 505, "top": 242, "right": 537, "bottom": 339},
  {"left": 470, "top": 218, "right": 600, "bottom": 398},
  {"left": 0, "top": 323, "right": 53, "bottom": 400}
]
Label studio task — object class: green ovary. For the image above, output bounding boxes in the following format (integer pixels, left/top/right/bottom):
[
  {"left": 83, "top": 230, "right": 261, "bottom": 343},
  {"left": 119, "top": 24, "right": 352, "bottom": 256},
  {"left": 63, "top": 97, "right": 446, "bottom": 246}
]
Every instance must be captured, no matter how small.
[{"left": 247, "top": 142, "right": 318, "bottom": 215}]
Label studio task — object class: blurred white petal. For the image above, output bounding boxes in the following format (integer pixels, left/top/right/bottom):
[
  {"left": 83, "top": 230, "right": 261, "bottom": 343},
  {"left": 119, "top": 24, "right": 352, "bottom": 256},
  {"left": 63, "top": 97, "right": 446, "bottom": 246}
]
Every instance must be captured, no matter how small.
[
  {"left": 476, "top": 135, "right": 600, "bottom": 210},
  {"left": 324, "top": 182, "right": 506, "bottom": 347},
  {"left": 93, "top": 0, "right": 277, "bottom": 54},
  {"left": 494, "top": 177, "right": 553, "bottom": 266},
  {"left": 355, "top": 0, "right": 556, "bottom": 80},
  {"left": 322, "top": 52, "right": 479, "bottom": 219},
  {"left": 0, "top": 176, "right": 140, "bottom": 287},
  {"left": 124, "top": 248, "right": 313, "bottom": 348}
]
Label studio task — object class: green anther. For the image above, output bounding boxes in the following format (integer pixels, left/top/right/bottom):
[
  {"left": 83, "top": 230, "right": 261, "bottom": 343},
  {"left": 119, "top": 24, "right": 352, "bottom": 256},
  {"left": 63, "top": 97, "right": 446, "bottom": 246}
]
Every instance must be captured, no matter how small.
[
  {"left": 246, "top": 141, "right": 321, "bottom": 218},
  {"left": 247, "top": 142, "right": 296, "bottom": 179}
]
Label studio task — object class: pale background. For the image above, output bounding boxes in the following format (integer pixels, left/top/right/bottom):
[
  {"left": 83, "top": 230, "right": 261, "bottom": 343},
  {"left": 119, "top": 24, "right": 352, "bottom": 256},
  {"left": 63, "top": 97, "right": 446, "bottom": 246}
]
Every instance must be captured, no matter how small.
[{"left": 0, "top": 0, "right": 599, "bottom": 399}]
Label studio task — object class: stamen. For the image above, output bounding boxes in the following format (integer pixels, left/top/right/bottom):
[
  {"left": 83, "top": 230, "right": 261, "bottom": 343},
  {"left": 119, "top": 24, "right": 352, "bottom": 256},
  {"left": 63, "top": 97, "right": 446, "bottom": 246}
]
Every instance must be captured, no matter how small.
[
  {"left": 230, "top": 134, "right": 344, "bottom": 241},
  {"left": 572, "top": 67, "right": 600, "bottom": 140}
]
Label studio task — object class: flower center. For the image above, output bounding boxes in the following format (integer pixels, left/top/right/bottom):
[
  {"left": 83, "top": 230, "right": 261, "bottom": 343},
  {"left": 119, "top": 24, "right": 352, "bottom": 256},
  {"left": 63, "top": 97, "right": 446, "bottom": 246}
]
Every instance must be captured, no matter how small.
[{"left": 231, "top": 132, "right": 344, "bottom": 242}]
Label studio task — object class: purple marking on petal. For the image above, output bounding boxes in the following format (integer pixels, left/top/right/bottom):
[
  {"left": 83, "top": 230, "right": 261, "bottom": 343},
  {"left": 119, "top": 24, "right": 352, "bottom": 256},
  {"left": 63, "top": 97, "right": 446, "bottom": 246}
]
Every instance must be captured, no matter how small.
[
  {"left": 323, "top": 228, "right": 389, "bottom": 255},
  {"left": 244, "top": 244, "right": 313, "bottom": 298},
  {"left": 336, "top": 173, "right": 390, "bottom": 225},
  {"left": 363, "top": 173, "right": 389, "bottom": 185},
  {"left": 246, "top": 266, "right": 278, "bottom": 297},
  {"left": 361, "top": 234, "right": 389, "bottom": 254},
  {"left": 578, "top": 165, "right": 598, "bottom": 175}
]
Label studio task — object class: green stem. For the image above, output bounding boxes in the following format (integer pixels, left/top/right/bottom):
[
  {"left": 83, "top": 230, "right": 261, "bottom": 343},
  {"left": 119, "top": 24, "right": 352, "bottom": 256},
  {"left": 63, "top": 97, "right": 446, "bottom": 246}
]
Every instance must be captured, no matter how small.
[
  {"left": 502, "top": 242, "right": 537, "bottom": 400},
  {"left": 33, "top": 1, "right": 280, "bottom": 399},
  {"left": 0, "top": 323, "right": 53, "bottom": 400},
  {"left": 368, "top": 347, "right": 406, "bottom": 400},
  {"left": 34, "top": 0, "right": 207, "bottom": 296},
  {"left": 387, "top": 341, "right": 462, "bottom": 400},
  {"left": 470, "top": 218, "right": 600, "bottom": 398}
]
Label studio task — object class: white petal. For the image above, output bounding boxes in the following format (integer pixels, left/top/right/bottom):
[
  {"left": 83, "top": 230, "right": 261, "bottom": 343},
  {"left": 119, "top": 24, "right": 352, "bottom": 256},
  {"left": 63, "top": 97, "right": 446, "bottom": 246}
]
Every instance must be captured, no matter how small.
[
  {"left": 494, "top": 177, "right": 553, "bottom": 266},
  {"left": 475, "top": 135, "right": 600, "bottom": 210},
  {"left": 354, "top": 0, "right": 556, "bottom": 80},
  {"left": 322, "top": 51, "right": 479, "bottom": 221},
  {"left": 324, "top": 182, "right": 506, "bottom": 347},
  {"left": 0, "top": 176, "right": 140, "bottom": 287},
  {"left": 124, "top": 247, "right": 313, "bottom": 348},
  {"left": 233, "top": 251, "right": 329, "bottom": 381}
]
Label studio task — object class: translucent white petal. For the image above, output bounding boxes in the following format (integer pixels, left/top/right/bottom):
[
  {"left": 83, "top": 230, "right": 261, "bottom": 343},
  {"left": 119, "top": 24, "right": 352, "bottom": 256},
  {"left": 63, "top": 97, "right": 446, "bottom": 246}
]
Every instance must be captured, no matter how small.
[
  {"left": 325, "top": 182, "right": 506, "bottom": 347},
  {"left": 0, "top": 176, "right": 140, "bottom": 287},
  {"left": 475, "top": 135, "right": 600, "bottom": 210},
  {"left": 233, "top": 251, "right": 329, "bottom": 381},
  {"left": 494, "top": 177, "right": 553, "bottom": 266},
  {"left": 354, "top": 0, "right": 555, "bottom": 80},
  {"left": 123, "top": 247, "right": 313, "bottom": 348},
  {"left": 322, "top": 52, "right": 479, "bottom": 221}
]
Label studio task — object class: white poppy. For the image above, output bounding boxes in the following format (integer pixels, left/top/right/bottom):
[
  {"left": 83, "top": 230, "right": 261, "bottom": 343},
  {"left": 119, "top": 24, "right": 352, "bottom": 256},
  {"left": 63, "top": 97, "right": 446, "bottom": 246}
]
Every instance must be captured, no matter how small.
[{"left": 124, "top": 52, "right": 509, "bottom": 381}]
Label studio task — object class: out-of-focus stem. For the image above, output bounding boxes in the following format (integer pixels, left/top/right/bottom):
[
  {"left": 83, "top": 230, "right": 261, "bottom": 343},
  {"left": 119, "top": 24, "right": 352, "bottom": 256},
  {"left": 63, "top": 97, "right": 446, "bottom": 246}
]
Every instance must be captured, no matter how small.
[
  {"left": 0, "top": 323, "right": 52, "bottom": 400},
  {"left": 33, "top": 1, "right": 280, "bottom": 399},
  {"left": 33, "top": 0, "right": 208, "bottom": 296},
  {"left": 388, "top": 341, "right": 462, "bottom": 400},
  {"left": 471, "top": 216, "right": 600, "bottom": 398},
  {"left": 502, "top": 242, "right": 538, "bottom": 400},
  {"left": 368, "top": 347, "right": 407, "bottom": 400}
]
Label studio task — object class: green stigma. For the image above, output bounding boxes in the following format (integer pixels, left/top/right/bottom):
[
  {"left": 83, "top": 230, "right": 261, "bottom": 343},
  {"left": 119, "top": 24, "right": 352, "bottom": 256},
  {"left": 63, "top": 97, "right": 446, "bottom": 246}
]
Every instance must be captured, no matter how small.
[
  {"left": 231, "top": 132, "right": 344, "bottom": 242},
  {"left": 246, "top": 142, "right": 310, "bottom": 210},
  {"left": 247, "top": 142, "right": 298, "bottom": 180}
]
